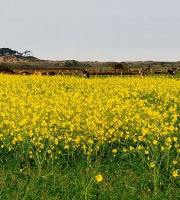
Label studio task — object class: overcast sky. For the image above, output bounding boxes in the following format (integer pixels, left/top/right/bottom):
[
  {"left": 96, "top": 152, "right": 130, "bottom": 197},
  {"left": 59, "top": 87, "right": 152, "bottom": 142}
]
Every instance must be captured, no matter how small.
[{"left": 0, "top": 0, "right": 180, "bottom": 61}]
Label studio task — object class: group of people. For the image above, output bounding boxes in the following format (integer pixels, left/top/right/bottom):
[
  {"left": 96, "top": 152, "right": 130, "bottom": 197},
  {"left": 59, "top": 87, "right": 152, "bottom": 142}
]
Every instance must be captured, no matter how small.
[{"left": 83, "top": 69, "right": 146, "bottom": 78}]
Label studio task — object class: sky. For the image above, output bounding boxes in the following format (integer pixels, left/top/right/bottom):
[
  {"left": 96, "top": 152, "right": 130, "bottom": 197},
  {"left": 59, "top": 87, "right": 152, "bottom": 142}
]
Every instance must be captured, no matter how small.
[{"left": 0, "top": 0, "right": 180, "bottom": 61}]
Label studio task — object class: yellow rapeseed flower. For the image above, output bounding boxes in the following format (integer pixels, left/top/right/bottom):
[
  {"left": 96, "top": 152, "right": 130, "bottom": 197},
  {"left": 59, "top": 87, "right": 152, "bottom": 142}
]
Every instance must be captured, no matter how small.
[
  {"left": 173, "top": 160, "right": 177, "bottom": 165},
  {"left": 64, "top": 145, "right": 69, "bottom": 149},
  {"left": 145, "top": 150, "right": 149, "bottom": 155},
  {"left": 173, "top": 170, "right": 178, "bottom": 178},
  {"left": 0, "top": 74, "right": 179, "bottom": 170},
  {"left": 150, "top": 162, "right": 155, "bottom": 168},
  {"left": 112, "top": 149, "right": 118, "bottom": 153},
  {"left": 130, "top": 146, "right": 134, "bottom": 151},
  {"left": 161, "top": 146, "right": 165, "bottom": 151},
  {"left": 153, "top": 140, "right": 158, "bottom": 145},
  {"left": 96, "top": 174, "right": 103, "bottom": 183}
]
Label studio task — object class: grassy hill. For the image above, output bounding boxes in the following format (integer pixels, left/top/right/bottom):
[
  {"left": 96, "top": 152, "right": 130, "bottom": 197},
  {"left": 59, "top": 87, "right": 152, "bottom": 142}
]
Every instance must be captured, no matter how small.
[{"left": 0, "top": 55, "right": 180, "bottom": 74}]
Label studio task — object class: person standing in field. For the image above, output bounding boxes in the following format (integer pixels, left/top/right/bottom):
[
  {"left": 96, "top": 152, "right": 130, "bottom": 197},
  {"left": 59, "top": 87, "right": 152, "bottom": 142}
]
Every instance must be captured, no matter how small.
[
  {"left": 138, "top": 70, "right": 145, "bottom": 77},
  {"left": 83, "top": 69, "right": 87, "bottom": 78}
]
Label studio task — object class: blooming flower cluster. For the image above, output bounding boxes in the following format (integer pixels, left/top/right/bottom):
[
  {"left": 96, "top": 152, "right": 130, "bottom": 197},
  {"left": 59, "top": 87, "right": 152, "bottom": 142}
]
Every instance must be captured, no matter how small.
[{"left": 0, "top": 75, "right": 179, "bottom": 177}]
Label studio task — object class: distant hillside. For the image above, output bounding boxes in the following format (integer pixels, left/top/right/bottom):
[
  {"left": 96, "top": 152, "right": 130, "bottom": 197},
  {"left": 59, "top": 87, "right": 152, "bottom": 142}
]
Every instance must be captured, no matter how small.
[{"left": 1, "top": 50, "right": 180, "bottom": 75}]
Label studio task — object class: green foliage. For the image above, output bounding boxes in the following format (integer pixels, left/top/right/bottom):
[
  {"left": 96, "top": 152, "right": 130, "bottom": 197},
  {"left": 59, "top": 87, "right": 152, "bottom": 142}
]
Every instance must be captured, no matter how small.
[{"left": 0, "top": 147, "right": 179, "bottom": 200}]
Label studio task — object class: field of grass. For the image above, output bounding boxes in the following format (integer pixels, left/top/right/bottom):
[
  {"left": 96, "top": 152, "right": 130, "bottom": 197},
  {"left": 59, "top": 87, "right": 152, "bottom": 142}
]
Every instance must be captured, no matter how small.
[{"left": 0, "top": 75, "right": 179, "bottom": 199}]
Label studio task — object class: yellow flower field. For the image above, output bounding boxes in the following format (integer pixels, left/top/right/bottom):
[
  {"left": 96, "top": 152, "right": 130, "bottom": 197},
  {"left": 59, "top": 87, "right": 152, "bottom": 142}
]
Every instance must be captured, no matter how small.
[{"left": 0, "top": 75, "right": 179, "bottom": 178}]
